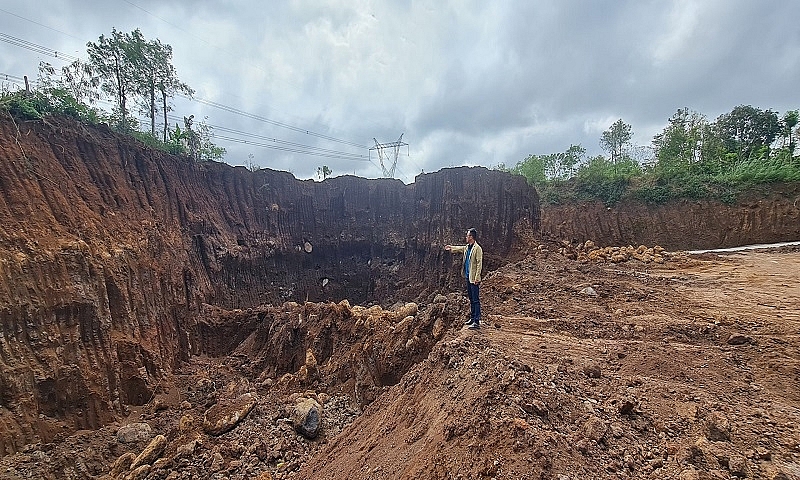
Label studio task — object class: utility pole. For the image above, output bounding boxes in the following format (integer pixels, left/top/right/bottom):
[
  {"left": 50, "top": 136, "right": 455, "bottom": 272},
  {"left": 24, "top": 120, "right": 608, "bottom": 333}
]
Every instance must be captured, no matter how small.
[{"left": 370, "top": 134, "right": 408, "bottom": 178}]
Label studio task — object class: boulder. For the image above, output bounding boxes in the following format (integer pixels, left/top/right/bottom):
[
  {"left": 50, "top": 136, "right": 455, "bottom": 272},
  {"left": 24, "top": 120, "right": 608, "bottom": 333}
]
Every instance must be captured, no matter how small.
[
  {"left": 130, "top": 434, "right": 167, "bottom": 470},
  {"left": 203, "top": 392, "right": 258, "bottom": 436},
  {"left": 292, "top": 398, "right": 323, "bottom": 439},
  {"left": 116, "top": 422, "right": 152, "bottom": 444}
]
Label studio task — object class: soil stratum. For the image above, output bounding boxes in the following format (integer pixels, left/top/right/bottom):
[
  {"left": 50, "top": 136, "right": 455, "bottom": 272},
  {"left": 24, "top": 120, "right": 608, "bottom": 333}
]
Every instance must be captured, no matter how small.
[{"left": 0, "top": 115, "right": 799, "bottom": 479}]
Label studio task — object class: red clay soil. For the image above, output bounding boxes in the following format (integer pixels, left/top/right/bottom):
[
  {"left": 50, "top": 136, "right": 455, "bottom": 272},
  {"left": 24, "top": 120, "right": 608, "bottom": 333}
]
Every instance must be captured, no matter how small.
[{"left": 2, "top": 245, "right": 798, "bottom": 480}]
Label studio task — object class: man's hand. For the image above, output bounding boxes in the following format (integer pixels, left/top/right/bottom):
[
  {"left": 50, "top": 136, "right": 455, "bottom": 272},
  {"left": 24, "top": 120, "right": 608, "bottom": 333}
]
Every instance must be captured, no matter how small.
[{"left": 444, "top": 245, "right": 452, "bottom": 251}]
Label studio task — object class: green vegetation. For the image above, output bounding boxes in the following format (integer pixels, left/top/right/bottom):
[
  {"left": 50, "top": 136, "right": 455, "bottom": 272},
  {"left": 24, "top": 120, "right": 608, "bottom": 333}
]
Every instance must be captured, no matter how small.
[
  {"left": 0, "top": 28, "right": 224, "bottom": 162},
  {"left": 500, "top": 106, "right": 800, "bottom": 205}
]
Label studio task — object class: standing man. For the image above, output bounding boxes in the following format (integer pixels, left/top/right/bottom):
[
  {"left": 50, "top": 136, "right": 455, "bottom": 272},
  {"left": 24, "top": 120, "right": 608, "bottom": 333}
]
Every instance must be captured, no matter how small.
[{"left": 445, "top": 228, "right": 483, "bottom": 330}]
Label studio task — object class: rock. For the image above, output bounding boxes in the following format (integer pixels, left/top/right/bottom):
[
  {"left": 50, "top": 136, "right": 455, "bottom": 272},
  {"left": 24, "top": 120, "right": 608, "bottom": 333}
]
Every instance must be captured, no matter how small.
[
  {"left": 180, "top": 400, "right": 192, "bottom": 410},
  {"left": 116, "top": 422, "right": 152, "bottom": 444},
  {"left": 706, "top": 413, "right": 731, "bottom": 442},
  {"left": 583, "top": 363, "right": 602, "bottom": 378},
  {"left": 396, "top": 302, "right": 418, "bottom": 318},
  {"left": 755, "top": 446, "right": 771, "bottom": 460},
  {"left": 522, "top": 399, "right": 548, "bottom": 417},
  {"left": 619, "top": 399, "right": 636, "bottom": 416},
  {"left": 433, "top": 294, "right": 448, "bottom": 303},
  {"left": 677, "top": 468, "right": 700, "bottom": 480},
  {"left": 727, "top": 334, "right": 753, "bottom": 346},
  {"left": 292, "top": 398, "right": 323, "bottom": 439},
  {"left": 579, "top": 286, "right": 598, "bottom": 297},
  {"left": 127, "top": 464, "right": 151, "bottom": 480},
  {"left": 432, "top": 319, "right": 445, "bottom": 339},
  {"left": 203, "top": 392, "right": 258, "bottom": 436},
  {"left": 179, "top": 414, "right": 194, "bottom": 433},
  {"left": 582, "top": 416, "right": 607, "bottom": 442},
  {"left": 211, "top": 451, "right": 225, "bottom": 472},
  {"left": 130, "top": 434, "right": 167, "bottom": 470},
  {"left": 176, "top": 439, "right": 199, "bottom": 458},
  {"left": 110, "top": 452, "right": 136, "bottom": 477},
  {"left": 299, "top": 349, "right": 319, "bottom": 382}
]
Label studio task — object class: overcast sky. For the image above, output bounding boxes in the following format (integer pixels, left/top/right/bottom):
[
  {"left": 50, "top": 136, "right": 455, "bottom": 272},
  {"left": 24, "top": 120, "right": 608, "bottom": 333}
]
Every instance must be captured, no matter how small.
[{"left": 2, "top": 1, "right": 799, "bottom": 183}]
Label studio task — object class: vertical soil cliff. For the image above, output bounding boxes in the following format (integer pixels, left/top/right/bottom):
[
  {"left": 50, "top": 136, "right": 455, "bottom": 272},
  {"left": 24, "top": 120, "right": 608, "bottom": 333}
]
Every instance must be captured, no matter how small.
[
  {"left": 2, "top": 113, "right": 798, "bottom": 465},
  {"left": 539, "top": 184, "right": 800, "bottom": 250},
  {"left": 0, "top": 115, "right": 539, "bottom": 455}
]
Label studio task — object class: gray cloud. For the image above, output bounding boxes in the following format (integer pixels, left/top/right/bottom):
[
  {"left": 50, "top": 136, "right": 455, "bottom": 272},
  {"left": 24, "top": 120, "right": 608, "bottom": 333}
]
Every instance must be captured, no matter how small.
[{"left": 1, "top": 0, "right": 798, "bottom": 183}]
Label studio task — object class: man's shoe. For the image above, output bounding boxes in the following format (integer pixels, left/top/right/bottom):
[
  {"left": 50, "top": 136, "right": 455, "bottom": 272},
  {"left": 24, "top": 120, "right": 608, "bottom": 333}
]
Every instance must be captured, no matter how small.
[
  {"left": 464, "top": 318, "right": 475, "bottom": 325},
  {"left": 468, "top": 322, "right": 480, "bottom": 330}
]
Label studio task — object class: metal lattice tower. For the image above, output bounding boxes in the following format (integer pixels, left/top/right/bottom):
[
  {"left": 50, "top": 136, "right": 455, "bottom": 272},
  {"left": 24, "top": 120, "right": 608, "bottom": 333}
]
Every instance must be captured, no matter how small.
[{"left": 370, "top": 134, "right": 408, "bottom": 178}]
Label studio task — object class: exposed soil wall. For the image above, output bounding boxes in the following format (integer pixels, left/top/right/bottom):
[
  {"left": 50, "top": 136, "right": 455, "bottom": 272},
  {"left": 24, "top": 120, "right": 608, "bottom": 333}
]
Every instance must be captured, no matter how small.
[
  {"left": 0, "top": 115, "right": 538, "bottom": 455},
  {"left": 1, "top": 112, "right": 798, "bottom": 460},
  {"left": 539, "top": 184, "right": 800, "bottom": 250}
]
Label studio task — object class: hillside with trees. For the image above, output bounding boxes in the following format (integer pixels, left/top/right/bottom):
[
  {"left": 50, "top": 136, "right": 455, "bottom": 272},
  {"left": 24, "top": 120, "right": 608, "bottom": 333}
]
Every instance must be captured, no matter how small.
[
  {"left": 1, "top": 28, "right": 224, "bottom": 163},
  {"left": 501, "top": 106, "right": 800, "bottom": 206}
]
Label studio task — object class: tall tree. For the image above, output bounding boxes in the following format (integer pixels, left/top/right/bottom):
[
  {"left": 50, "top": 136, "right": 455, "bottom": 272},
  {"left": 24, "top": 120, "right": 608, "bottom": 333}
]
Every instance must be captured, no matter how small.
[
  {"left": 600, "top": 119, "right": 633, "bottom": 171},
  {"left": 713, "top": 105, "right": 780, "bottom": 161},
  {"left": 652, "top": 108, "right": 710, "bottom": 174},
  {"left": 780, "top": 110, "right": 798, "bottom": 155},
  {"left": 130, "top": 32, "right": 193, "bottom": 139},
  {"left": 154, "top": 48, "right": 193, "bottom": 142},
  {"left": 87, "top": 28, "right": 139, "bottom": 130}
]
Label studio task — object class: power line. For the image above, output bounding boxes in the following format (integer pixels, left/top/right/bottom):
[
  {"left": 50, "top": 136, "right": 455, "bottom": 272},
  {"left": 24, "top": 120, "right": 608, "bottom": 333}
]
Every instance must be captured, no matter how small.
[
  {"left": 210, "top": 125, "right": 368, "bottom": 160},
  {"left": 0, "top": 72, "right": 26, "bottom": 84},
  {"left": 0, "top": 32, "right": 78, "bottom": 63},
  {"left": 0, "top": 27, "right": 370, "bottom": 151},
  {"left": 0, "top": 29, "right": 394, "bottom": 174},
  {"left": 164, "top": 113, "right": 369, "bottom": 161},
  {"left": 0, "top": 8, "right": 83, "bottom": 41},
  {"left": 183, "top": 94, "right": 369, "bottom": 150}
]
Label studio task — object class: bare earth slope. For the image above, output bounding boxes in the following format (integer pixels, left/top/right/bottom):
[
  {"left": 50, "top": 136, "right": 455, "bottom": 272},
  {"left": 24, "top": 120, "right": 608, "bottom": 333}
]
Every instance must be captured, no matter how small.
[
  {"left": 2, "top": 114, "right": 800, "bottom": 479},
  {"left": 2, "top": 247, "right": 798, "bottom": 479},
  {"left": 295, "top": 248, "right": 800, "bottom": 479}
]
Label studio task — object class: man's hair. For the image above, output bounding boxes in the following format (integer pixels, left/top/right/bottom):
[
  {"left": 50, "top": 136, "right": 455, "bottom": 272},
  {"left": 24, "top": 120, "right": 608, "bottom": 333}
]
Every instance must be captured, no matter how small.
[{"left": 467, "top": 228, "right": 478, "bottom": 241}]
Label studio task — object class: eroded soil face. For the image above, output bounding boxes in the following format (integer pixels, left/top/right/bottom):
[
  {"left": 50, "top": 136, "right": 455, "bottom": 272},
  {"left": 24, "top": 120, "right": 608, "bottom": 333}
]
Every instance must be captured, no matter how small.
[{"left": 2, "top": 246, "right": 798, "bottom": 479}]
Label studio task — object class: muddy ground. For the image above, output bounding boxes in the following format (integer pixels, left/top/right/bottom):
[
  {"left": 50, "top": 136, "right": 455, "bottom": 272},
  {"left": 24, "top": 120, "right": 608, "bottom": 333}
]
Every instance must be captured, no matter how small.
[{"left": 1, "top": 244, "right": 799, "bottom": 480}]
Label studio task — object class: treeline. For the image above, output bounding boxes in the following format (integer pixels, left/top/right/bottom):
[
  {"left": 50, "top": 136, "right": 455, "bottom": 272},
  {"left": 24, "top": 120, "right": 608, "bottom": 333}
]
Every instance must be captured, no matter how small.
[
  {"left": 0, "top": 28, "right": 224, "bottom": 162},
  {"left": 500, "top": 106, "right": 800, "bottom": 205}
]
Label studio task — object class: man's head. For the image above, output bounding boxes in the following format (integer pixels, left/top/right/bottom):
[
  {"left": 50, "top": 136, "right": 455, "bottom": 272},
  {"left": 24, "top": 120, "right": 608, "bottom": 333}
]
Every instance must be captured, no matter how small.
[{"left": 466, "top": 228, "right": 478, "bottom": 244}]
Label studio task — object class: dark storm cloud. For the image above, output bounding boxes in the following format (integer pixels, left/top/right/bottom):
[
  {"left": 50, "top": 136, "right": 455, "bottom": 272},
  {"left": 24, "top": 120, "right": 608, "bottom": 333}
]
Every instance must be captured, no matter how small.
[{"left": 2, "top": 0, "right": 799, "bottom": 182}]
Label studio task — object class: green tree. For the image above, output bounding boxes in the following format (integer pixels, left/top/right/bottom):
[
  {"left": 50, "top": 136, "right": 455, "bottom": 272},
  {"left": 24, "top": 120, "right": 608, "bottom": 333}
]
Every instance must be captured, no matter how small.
[
  {"left": 38, "top": 60, "right": 100, "bottom": 106},
  {"left": 779, "top": 110, "right": 798, "bottom": 155},
  {"left": 317, "top": 165, "right": 332, "bottom": 179},
  {"left": 87, "top": 28, "right": 139, "bottom": 130},
  {"left": 130, "top": 32, "right": 193, "bottom": 140},
  {"left": 713, "top": 105, "right": 780, "bottom": 162},
  {"left": 652, "top": 108, "right": 713, "bottom": 176},
  {"left": 600, "top": 119, "right": 633, "bottom": 171},
  {"left": 510, "top": 154, "right": 547, "bottom": 185},
  {"left": 181, "top": 115, "right": 225, "bottom": 162}
]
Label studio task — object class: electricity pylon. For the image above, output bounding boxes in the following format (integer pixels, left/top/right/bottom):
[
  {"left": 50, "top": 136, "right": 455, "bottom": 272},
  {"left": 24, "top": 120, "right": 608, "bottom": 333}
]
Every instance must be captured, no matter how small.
[{"left": 370, "top": 134, "right": 408, "bottom": 178}]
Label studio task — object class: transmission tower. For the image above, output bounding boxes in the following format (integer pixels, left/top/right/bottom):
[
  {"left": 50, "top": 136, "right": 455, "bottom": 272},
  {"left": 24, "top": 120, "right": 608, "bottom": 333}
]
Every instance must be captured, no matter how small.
[{"left": 370, "top": 134, "right": 408, "bottom": 178}]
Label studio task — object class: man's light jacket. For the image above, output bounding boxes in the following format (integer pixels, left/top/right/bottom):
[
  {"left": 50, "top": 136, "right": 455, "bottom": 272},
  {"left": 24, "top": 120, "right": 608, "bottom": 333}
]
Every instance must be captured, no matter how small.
[{"left": 449, "top": 242, "right": 483, "bottom": 284}]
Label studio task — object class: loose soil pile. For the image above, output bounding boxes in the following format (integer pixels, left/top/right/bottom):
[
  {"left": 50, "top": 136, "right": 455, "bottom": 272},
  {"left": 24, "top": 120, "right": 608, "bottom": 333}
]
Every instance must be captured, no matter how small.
[{"left": 2, "top": 244, "right": 798, "bottom": 479}]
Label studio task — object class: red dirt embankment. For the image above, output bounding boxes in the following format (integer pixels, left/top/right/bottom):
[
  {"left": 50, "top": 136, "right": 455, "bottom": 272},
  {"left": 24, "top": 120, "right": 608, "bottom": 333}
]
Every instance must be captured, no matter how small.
[
  {"left": 0, "top": 113, "right": 799, "bottom": 479},
  {"left": 540, "top": 185, "right": 800, "bottom": 250}
]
